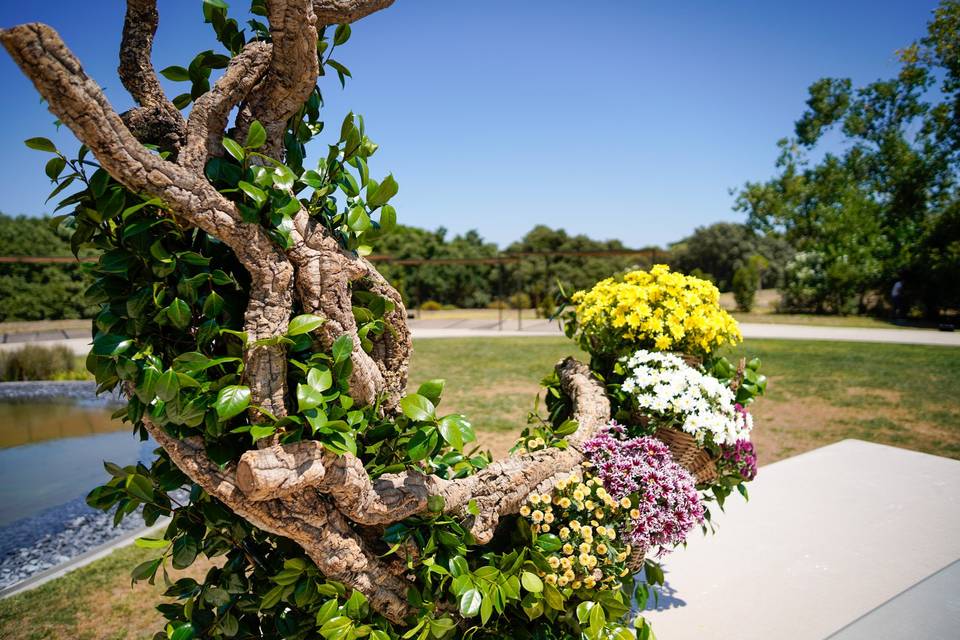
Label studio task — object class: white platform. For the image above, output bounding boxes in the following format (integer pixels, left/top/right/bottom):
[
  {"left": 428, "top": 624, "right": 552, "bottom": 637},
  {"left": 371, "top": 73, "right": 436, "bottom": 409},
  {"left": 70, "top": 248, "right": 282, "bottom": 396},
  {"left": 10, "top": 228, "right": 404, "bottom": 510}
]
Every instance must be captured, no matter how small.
[{"left": 641, "top": 440, "right": 960, "bottom": 639}]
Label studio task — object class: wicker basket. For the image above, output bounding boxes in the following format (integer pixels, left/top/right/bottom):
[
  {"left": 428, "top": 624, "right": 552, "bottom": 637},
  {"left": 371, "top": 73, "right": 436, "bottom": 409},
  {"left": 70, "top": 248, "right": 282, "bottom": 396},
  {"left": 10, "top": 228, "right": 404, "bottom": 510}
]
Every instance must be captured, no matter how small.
[
  {"left": 654, "top": 426, "right": 718, "bottom": 484},
  {"left": 625, "top": 540, "right": 645, "bottom": 573},
  {"left": 671, "top": 352, "right": 703, "bottom": 369}
]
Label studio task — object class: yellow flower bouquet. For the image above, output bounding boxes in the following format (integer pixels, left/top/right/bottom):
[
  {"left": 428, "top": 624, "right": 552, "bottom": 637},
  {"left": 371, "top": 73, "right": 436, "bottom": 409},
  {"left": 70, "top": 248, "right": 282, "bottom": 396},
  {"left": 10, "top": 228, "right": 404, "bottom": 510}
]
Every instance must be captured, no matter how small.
[{"left": 565, "top": 265, "right": 742, "bottom": 357}]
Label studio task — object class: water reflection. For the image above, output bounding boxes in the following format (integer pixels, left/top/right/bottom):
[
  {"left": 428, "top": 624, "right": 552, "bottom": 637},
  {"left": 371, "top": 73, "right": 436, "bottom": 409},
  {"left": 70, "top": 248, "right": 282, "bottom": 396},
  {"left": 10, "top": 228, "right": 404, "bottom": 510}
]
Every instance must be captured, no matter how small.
[
  {"left": 0, "top": 397, "right": 151, "bottom": 527},
  {"left": 0, "top": 401, "right": 123, "bottom": 449}
]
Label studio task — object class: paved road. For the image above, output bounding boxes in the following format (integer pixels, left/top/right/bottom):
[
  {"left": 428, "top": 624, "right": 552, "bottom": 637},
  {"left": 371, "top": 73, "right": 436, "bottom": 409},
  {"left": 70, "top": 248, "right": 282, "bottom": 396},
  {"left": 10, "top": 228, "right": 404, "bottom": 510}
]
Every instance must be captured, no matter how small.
[
  {"left": 1, "top": 318, "right": 958, "bottom": 355},
  {"left": 407, "top": 318, "right": 960, "bottom": 346}
]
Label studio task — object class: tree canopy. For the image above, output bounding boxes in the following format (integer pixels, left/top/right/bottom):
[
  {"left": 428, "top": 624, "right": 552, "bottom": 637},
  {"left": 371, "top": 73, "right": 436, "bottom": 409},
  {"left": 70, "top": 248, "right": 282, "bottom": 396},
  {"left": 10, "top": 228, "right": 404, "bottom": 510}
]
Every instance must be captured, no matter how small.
[{"left": 735, "top": 0, "right": 960, "bottom": 316}]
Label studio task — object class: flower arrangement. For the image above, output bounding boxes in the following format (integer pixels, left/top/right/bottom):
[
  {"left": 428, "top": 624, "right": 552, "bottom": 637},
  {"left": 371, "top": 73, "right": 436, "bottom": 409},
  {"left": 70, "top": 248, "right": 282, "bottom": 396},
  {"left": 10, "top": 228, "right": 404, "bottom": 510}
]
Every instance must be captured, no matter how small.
[
  {"left": 567, "top": 265, "right": 742, "bottom": 357},
  {"left": 583, "top": 423, "right": 704, "bottom": 557},
  {"left": 620, "top": 350, "right": 752, "bottom": 447},
  {"left": 519, "top": 476, "right": 632, "bottom": 590}
]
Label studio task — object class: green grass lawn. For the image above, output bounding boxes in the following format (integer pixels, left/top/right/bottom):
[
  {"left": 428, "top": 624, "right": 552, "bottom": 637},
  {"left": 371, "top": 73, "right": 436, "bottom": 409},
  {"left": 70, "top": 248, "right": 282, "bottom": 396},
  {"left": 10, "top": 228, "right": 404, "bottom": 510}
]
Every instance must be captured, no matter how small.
[{"left": 2, "top": 337, "right": 959, "bottom": 639}]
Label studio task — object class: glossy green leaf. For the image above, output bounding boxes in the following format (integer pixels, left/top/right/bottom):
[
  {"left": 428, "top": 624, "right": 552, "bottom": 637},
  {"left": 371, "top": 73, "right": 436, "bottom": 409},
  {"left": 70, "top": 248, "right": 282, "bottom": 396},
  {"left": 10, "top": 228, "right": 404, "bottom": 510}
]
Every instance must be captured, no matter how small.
[
  {"left": 166, "top": 298, "right": 192, "bottom": 329},
  {"left": 214, "top": 385, "right": 250, "bottom": 420},
  {"left": 222, "top": 137, "right": 245, "bottom": 162},
  {"left": 332, "top": 334, "right": 353, "bottom": 363},
  {"left": 245, "top": 120, "right": 267, "bottom": 149},
  {"left": 399, "top": 393, "right": 435, "bottom": 422},
  {"left": 521, "top": 571, "right": 543, "bottom": 593},
  {"left": 24, "top": 137, "right": 57, "bottom": 153},
  {"left": 288, "top": 313, "right": 325, "bottom": 335},
  {"left": 237, "top": 181, "right": 267, "bottom": 208},
  {"left": 160, "top": 65, "right": 190, "bottom": 82}
]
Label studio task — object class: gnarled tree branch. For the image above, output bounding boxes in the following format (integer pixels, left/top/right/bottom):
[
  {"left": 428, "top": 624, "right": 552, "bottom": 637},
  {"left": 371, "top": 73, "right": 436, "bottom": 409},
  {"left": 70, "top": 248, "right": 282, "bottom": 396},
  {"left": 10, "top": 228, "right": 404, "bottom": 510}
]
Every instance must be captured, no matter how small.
[
  {"left": 1, "top": 23, "right": 294, "bottom": 418},
  {"left": 236, "top": 0, "right": 321, "bottom": 158},
  {"left": 180, "top": 41, "right": 273, "bottom": 173},
  {"left": 313, "top": 0, "right": 396, "bottom": 24},
  {"left": 142, "top": 417, "right": 415, "bottom": 623},
  {"left": 236, "top": 358, "right": 608, "bottom": 542},
  {"left": 118, "top": 0, "right": 186, "bottom": 148}
]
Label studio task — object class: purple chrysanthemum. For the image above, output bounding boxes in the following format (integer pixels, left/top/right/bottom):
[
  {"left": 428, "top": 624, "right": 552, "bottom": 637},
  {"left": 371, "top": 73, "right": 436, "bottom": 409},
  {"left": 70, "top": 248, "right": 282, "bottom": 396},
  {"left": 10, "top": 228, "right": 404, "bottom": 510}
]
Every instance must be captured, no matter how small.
[
  {"left": 722, "top": 437, "right": 758, "bottom": 482},
  {"left": 583, "top": 422, "right": 704, "bottom": 556}
]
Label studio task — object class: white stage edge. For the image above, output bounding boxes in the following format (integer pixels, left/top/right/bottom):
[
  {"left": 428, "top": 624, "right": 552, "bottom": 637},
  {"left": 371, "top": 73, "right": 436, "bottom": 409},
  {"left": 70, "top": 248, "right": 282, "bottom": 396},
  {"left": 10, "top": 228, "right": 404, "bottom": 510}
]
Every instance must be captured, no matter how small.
[{"left": 642, "top": 440, "right": 960, "bottom": 639}]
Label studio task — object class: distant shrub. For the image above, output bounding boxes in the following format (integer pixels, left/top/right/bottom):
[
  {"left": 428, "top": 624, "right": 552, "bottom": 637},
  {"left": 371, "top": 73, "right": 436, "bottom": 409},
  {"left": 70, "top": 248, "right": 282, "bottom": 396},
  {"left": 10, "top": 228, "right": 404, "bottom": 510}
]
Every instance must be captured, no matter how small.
[
  {"left": 508, "top": 292, "right": 531, "bottom": 309},
  {"left": 0, "top": 344, "right": 82, "bottom": 381},
  {"left": 732, "top": 255, "right": 768, "bottom": 312},
  {"left": 419, "top": 300, "right": 443, "bottom": 311}
]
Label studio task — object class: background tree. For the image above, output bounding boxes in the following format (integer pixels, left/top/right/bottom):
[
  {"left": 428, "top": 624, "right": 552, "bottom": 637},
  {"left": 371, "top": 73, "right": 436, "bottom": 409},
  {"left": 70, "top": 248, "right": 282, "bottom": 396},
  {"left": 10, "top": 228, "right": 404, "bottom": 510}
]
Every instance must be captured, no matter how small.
[
  {"left": 0, "top": 213, "right": 94, "bottom": 321},
  {"left": 505, "top": 225, "right": 641, "bottom": 315},
  {"left": 376, "top": 225, "right": 499, "bottom": 308},
  {"left": 735, "top": 0, "right": 960, "bottom": 317},
  {"left": 668, "top": 222, "right": 791, "bottom": 291}
]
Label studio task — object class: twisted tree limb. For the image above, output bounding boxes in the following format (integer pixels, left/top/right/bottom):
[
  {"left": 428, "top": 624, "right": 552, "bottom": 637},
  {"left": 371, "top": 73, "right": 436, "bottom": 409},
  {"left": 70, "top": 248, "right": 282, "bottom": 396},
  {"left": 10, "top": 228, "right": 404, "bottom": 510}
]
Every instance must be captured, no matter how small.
[
  {"left": 180, "top": 41, "right": 273, "bottom": 173},
  {"left": 313, "top": 0, "right": 396, "bottom": 24},
  {"left": 236, "top": 0, "right": 321, "bottom": 158},
  {"left": 0, "top": 23, "right": 295, "bottom": 419},
  {"left": 141, "top": 417, "right": 415, "bottom": 623},
  {"left": 236, "top": 358, "right": 609, "bottom": 542},
  {"left": 118, "top": 0, "right": 186, "bottom": 148}
]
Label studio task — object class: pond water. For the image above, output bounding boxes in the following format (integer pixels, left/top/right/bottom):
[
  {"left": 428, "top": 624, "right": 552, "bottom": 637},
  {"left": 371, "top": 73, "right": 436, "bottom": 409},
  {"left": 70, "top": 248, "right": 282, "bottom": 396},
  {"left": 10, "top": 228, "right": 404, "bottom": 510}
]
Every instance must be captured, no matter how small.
[{"left": 0, "top": 384, "right": 150, "bottom": 527}]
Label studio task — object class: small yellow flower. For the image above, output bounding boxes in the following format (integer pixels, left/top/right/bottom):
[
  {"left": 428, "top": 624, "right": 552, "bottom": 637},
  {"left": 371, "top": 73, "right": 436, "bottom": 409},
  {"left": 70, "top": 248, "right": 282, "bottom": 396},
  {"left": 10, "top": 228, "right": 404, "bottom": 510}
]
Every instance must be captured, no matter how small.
[
  {"left": 519, "top": 506, "right": 531, "bottom": 517},
  {"left": 529, "top": 494, "right": 541, "bottom": 505},
  {"left": 545, "top": 574, "right": 557, "bottom": 585},
  {"left": 620, "top": 497, "right": 632, "bottom": 508},
  {"left": 630, "top": 508, "right": 640, "bottom": 519},
  {"left": 548, "top": 557, "right": 560, "bottom": 569},
  {"left": 570, "top": 520, "right": 581, "bottom": 531},
  {"left": 596, "top": 543, "right": 608, "bottom": 555},
  {"left": 544, "top": 512, "right": 555, "bottom": 524},
  {"left": 559, "top": 497, "right": 571, "bottom": 509},
  {"left": 559, "top": 527, "right": 570, "bottom": 540},
  {"left": 579, "top": 542, "right": 591, "bottom": 554},
  {"left": 532, "top": 510, "right": 544, "bottom": 523},
  {"left": 596, "top": 525, "right": 607, "bottom": 536},
  {"left": 540, "top": 494, "right": 551, "bottom": 504},
  {"left": 563, "top": 544, "right": 574, "bottom": 555},
  {"left": 541, "top": 524, "right": 550, "bottom": 532}
]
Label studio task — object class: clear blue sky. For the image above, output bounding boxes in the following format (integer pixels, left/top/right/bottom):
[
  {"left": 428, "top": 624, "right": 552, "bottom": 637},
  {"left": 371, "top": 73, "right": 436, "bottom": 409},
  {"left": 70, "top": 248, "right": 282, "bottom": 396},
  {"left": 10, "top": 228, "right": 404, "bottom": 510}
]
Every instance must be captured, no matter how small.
[{"left": 0, "top": 0, "right": 941, "bottom": 248}]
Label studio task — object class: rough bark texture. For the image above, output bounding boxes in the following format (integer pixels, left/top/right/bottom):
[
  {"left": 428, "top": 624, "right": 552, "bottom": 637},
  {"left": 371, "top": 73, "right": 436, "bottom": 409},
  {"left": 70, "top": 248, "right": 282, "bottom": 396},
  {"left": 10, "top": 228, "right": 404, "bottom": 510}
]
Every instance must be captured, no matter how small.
[
  {"left": 118, "top": 0, "right": 186, "bottom": 149},
  {"left": 1, "top": 1, "right": 606, "bottom": 624}
]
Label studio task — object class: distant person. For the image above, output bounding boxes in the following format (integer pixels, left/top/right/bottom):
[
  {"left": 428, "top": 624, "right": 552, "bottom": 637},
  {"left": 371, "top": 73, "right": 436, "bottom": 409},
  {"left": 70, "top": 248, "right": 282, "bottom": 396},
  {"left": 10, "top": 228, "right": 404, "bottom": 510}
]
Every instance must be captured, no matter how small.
[{"left": 891, "top": 279, "right": 906, "bottom": 319}]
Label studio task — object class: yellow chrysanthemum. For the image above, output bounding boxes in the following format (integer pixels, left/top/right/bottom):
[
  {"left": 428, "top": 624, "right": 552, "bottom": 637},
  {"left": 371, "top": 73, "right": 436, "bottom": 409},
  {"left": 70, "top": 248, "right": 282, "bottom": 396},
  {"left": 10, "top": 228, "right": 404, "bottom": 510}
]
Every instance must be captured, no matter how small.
[{"left": 570, "top": 265, "right": 741, "bottom": 356}]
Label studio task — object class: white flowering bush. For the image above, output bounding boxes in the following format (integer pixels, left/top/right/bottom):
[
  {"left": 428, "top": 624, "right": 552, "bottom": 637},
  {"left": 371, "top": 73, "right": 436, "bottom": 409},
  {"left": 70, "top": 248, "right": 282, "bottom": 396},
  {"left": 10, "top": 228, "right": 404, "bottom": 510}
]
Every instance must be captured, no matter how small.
[{"left": 620, "top": 350, "right": 752, "bottom": 447}]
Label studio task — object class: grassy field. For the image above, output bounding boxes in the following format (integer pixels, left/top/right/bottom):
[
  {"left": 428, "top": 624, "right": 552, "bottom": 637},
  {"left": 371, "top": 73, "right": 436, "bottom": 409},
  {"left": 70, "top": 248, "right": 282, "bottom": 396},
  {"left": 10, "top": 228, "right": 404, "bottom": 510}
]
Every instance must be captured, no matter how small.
[{"left": 2, "top": 337, "right": 959, "bottom": 639}]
